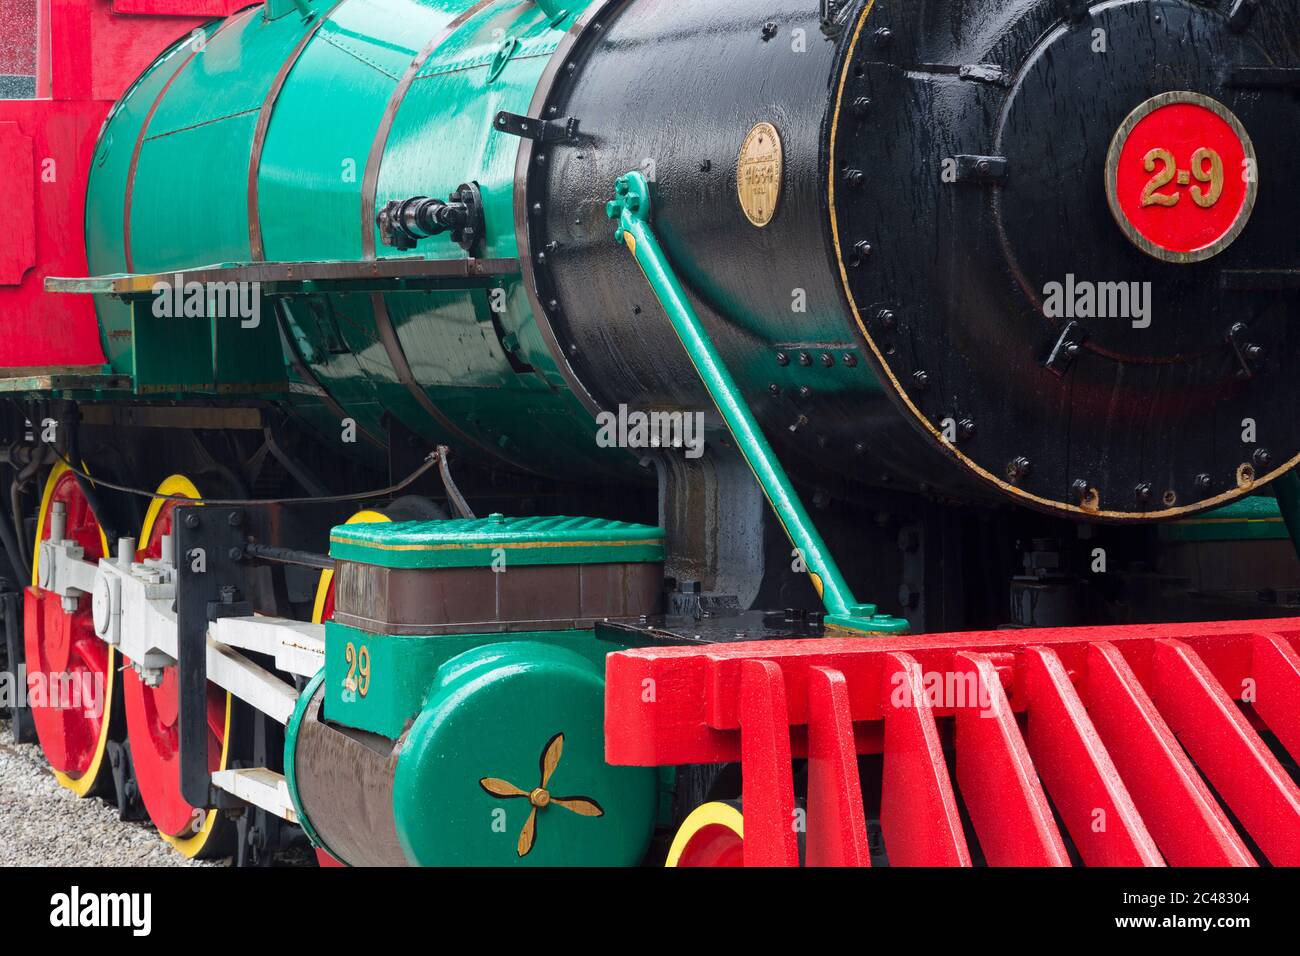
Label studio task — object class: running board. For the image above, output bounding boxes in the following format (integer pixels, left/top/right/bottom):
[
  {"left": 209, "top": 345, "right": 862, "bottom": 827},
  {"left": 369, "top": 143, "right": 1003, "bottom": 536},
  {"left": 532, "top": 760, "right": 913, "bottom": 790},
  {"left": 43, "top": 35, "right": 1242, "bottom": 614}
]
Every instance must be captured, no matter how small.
[{"left": 211, "top": 768, "right": 298, "bottom": 824}]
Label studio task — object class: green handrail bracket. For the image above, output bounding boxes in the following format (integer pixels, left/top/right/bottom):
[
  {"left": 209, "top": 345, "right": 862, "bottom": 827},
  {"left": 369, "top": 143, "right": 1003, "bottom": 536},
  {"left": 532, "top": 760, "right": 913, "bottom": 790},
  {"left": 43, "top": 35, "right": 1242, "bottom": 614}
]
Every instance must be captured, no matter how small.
[{"left": 606, "top": 172, "right": 908, "bottom": 635}]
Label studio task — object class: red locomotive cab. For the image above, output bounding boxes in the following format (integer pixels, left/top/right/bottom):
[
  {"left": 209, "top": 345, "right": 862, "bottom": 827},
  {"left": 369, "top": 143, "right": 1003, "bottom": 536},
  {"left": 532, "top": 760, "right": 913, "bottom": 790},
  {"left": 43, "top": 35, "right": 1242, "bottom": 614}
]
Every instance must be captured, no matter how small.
[{"left": 0, "top": 0, "right": 242, "bottom": 373}]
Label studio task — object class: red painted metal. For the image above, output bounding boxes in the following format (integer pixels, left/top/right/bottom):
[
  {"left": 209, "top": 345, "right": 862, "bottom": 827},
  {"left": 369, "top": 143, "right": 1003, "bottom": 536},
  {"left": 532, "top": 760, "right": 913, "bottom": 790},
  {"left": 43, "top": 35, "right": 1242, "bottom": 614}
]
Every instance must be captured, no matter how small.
[
  {"left": 737, "top": 659, "right": 799, "bottom": 867},
  {"left": 1251, "top": 632, "right": 1300, "bottom": 762},
  {"left": 879, "top": 652, "right": 970, "bottom": 866},
  {"left": 1082, "top": 642, "right": 1253, "bottom": 866},
  {"left": 1149, "top": 638, "right": 1300, "bottom": 866},
  {"left": 605, "top": 618, "right": 1300, "bottom": 866},
  {"left": 954, "top": 651, "right": 1069, "bottom": 866},
  {"left": 805, "top": 666, "right": 869, "bottom": 867},
  {"left": 1023, "top": 646, "right": 1162, "bottom": 866},
  {"left": 0, "top": 122, "right": 37, "bottom": 286},
  {"left": 0, "top": 0, "right": 245, "bottom": 371}
]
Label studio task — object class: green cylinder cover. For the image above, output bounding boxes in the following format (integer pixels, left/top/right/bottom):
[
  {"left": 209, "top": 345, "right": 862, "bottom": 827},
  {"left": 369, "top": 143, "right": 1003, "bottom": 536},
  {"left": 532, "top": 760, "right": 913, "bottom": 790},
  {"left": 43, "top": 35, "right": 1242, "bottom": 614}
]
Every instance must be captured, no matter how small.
[{"left": 393, "top": 642, "right": 657, "bottom": 866}]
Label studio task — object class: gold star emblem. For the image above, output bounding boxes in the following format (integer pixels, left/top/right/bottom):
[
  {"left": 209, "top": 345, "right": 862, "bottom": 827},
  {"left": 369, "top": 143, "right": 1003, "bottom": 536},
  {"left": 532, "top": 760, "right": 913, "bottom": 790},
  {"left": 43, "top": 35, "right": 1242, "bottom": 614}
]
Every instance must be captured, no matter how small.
[{"left": 479, "top": 733, "right": 604, "bottom": 857}]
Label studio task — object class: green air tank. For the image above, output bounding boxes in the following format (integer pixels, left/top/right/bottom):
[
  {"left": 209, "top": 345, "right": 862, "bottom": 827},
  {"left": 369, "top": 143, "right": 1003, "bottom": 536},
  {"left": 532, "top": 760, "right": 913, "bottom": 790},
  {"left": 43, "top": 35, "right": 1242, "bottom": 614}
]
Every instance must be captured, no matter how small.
[{"left": 84, "top": 0, "right": 626, "bottom": 481}]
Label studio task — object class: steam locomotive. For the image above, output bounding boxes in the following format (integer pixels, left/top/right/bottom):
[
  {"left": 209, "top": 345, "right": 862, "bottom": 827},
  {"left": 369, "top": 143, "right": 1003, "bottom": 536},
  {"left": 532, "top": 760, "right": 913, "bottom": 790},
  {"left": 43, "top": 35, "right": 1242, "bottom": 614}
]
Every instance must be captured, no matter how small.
[{"left": 2, "top": 0, "right": 1299, "bottom": 866}]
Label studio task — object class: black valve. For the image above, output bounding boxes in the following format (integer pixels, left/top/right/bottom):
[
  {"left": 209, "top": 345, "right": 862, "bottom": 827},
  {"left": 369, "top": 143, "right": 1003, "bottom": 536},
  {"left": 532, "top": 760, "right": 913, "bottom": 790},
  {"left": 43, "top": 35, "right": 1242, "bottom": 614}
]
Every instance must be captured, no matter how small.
[{"left": 377, "top": 181, "right": 485, "bottom": 255}]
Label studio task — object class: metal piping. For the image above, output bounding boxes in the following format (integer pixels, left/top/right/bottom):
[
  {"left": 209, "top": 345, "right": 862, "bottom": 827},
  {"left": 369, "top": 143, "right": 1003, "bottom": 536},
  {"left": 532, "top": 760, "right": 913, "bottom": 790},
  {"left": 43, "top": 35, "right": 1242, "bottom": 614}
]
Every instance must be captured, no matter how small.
[{"left": 606, "top": 171, "right": 907, "bottom": 635}]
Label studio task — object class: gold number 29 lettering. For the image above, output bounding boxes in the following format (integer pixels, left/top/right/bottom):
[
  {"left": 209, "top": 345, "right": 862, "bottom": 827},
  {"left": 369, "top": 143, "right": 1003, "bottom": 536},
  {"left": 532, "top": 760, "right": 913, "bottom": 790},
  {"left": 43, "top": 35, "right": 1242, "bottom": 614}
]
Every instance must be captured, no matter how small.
[
  {"left": 1190, "top": 147, "right": 1224, "bottom": 207},
  {"left": 344, "top": 641, "right": 371, "bottom": 697},
  {"left": 1140, "top": 148, "right": 1179, "bottom": 207},
  {"left": 1140, "top": 146, "right": 1223, "bottom": 209}
]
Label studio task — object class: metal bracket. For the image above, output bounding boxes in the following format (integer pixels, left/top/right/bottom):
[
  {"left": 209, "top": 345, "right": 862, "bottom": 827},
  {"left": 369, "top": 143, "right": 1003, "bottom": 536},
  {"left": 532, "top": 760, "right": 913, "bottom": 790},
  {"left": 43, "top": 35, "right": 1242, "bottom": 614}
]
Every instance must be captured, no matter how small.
[
  {"left": 494, "top": 111, "right": 581, "bottom": 143},
  {"left": 1226, "top": 322, "right": 1265, "bottom": 379},
  {"left": 174, "top": 505, "right": 249, "bottom": 808},
  {"left": 951, "top": 154, "right": 1009, "bottom": 185},
  {"left": 958, "top": 64, "right": 1011, "bottom": 87},
  {"left": 1045, "top": 321, "right": 1088, "bottom": 377}
]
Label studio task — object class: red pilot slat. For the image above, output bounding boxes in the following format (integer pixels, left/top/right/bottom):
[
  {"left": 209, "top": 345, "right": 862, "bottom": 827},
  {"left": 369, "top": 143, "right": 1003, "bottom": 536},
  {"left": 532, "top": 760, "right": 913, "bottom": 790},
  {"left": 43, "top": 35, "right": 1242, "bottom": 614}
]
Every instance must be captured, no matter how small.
[
  {"left": 953, "top": 651, "right": 1069, "bottom": 866},
  {"left": 1150, "top": 639, "right": 1300, "bottom": 865},
  {"left": 1083, "top": 642, "right": 1253, "bottom": 866},
  {"left": 738, "top": 659, "right": 800, "bottom": 867},
  {"left": 1250, "top": 633, "right": 1300, "bottom": 763},
  {"left": 1023, "top": 646, "right": 1163, "bottom": 866},
  {"left": 804, "top": 666, "right": 869, "bottom": 867},
  {"left": 880, "top": 652, "right": 971, "bottom": 866}
]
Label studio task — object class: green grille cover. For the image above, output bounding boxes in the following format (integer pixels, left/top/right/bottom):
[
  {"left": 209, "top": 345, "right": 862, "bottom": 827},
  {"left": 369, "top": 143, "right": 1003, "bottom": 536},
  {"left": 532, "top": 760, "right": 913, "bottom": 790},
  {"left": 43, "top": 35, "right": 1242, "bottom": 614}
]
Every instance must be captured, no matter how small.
[{"left": 329, "top": 514, "right": 665, "bottom": 569}]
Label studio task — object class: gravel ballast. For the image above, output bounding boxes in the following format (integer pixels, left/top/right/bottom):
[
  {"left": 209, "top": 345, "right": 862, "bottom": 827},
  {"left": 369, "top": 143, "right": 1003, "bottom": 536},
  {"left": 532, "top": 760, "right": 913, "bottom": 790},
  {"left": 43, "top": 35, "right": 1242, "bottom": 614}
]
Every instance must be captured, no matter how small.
[{"left": 0, "top": 718, "right": 220, "bottom": 867}]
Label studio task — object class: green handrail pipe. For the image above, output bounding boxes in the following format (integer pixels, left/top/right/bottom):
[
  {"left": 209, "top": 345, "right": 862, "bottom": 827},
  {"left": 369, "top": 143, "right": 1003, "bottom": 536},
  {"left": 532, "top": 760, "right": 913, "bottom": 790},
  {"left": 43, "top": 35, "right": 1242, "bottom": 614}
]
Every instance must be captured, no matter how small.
[{"left": 606, "top": 172, "right": 908, "bottom": 635}]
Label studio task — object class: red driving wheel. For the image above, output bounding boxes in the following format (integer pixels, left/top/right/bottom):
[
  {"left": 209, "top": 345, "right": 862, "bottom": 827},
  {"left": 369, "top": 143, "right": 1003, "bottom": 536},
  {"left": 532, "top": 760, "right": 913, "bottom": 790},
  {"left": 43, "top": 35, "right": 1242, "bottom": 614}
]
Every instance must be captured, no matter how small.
[
  {"left": 23, "top": 463, "right": 115, "bottom": 796},
  {"left": 123, "top": 475, "right": 233, "bottom": 858}
]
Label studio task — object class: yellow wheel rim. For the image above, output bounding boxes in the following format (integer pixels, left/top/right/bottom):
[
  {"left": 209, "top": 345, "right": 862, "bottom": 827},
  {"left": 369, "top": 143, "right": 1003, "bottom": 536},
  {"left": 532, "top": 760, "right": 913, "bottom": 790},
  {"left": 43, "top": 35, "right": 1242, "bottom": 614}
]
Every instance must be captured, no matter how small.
[{"left": 666, "top": 801, "right": 745, "bottom": 867}]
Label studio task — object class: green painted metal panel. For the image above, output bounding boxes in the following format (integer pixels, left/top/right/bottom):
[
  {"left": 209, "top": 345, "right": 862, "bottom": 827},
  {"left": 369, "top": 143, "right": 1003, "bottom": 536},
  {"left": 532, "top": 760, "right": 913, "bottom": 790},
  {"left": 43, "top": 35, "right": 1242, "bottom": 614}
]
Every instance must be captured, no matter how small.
[
  {"left": 258, "top": 0, "right": 464, "bottom": 264},
  {"left": 85, "top": 25, "right": 223, "bottom": 375},
  {"left": 80, "top": 0, "right": 636, "bottom": 479},
  {"left": 1161, "top": 495, "right": 1290, "bottom": 542},
  {"left": 323, "top": 621, "right": 452, "bottom": 737},
  {"left": 329, "top": 513, "right": 665, "bottom": 569}
]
